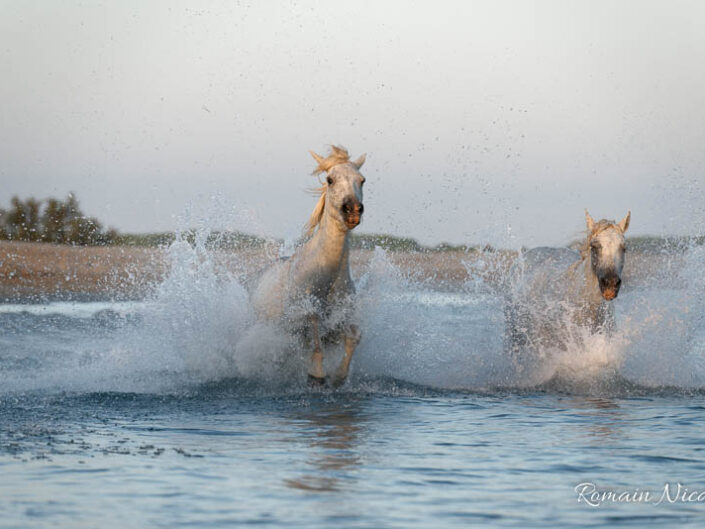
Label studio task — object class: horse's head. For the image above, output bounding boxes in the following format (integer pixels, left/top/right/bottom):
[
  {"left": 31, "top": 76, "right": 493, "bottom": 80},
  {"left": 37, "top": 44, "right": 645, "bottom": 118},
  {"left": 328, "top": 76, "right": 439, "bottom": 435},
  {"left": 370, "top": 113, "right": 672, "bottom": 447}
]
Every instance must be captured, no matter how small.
[
  {"left": 308, "top": 146, "right": 366, "bottom": 233},
  {"left": 585, "top": 210, "right": 631, "bottom": 301}
]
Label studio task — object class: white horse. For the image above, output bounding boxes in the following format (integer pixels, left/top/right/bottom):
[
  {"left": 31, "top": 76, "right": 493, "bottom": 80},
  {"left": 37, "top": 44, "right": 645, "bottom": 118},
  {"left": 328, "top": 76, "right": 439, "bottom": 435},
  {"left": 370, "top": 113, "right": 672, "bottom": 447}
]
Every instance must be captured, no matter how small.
[
  {"left": 505, "top": 210, "right": 631, "bottom": 358},
  {"left": 251, "top": 145, "right": 366, "bottom": 386}
]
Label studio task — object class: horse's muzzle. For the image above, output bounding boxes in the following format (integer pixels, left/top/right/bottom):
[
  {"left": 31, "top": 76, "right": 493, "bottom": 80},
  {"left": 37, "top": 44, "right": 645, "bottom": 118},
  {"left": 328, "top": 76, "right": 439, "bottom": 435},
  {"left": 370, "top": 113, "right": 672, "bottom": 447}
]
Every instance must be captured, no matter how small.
[
  {"left": 599, "top": 276, "right": 621, "bottom": 301},
  {"left": 342, "top": 200, "right": 363, "bottom": 229}
]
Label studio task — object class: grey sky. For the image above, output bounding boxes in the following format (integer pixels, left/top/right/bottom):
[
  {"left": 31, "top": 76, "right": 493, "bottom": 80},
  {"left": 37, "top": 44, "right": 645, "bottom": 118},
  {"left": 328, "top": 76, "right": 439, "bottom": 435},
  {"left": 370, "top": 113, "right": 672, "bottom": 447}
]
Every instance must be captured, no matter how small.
[{"left": 1, "top": 0, "right": 704, "bottom": 247}]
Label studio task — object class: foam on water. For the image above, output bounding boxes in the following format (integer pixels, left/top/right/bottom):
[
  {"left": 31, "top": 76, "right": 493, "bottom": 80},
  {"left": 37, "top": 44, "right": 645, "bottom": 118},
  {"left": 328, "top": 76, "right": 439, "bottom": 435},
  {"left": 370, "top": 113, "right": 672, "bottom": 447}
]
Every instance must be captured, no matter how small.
[
  {"left": 0, "top": 301, "right": 145, "bottom": 318},
  {"left": 1, "top": 231, "right": 704, "bottom": 397}
]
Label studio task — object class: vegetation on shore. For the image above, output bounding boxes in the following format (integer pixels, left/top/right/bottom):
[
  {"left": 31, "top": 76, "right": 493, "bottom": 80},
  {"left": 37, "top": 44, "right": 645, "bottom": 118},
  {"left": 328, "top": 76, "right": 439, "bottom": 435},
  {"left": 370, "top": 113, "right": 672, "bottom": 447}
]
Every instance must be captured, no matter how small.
[
  {"left": 107, "top": 231, "right": 479, "bottom": 253},
  {"left": 1, "top": 195, "right": 702, "bottom": 253},
  {"left": 0, "top": 194, "right": 117, "bottom": 245},
  {"left": 0, "top": 194, "right": 481, "bottom": 253}
]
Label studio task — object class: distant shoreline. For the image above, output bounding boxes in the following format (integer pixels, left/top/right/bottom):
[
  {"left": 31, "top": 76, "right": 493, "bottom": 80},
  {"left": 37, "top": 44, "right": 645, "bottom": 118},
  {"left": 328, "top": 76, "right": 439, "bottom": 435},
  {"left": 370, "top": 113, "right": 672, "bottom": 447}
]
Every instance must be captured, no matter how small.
[
  {"left": 0, "top": 240, "right": 511, "bottom": 303},
  {"left": 0, "top": 239, "right": 691, "bottom": 303},
  {"left": 0, "top": 241, "right": 168, "bottom": 303}
]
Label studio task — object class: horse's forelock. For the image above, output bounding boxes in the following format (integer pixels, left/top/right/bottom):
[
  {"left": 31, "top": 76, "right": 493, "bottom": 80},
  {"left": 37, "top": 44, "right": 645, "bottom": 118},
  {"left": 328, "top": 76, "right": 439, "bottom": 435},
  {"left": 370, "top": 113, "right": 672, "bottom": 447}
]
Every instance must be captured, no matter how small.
[
  {"left": 579, "top": 220, "right": 623, "bottom": 260},
  {"left": 311, "top": 145, "right": 351, "bottom": 175}
]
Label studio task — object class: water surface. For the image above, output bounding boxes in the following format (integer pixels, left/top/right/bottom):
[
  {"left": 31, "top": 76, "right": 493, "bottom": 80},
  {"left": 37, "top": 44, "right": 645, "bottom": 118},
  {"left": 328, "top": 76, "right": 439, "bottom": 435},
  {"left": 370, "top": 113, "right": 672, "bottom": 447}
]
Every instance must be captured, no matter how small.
[{"left": 2, "top": 245, "right": 704, "bottom": 527}]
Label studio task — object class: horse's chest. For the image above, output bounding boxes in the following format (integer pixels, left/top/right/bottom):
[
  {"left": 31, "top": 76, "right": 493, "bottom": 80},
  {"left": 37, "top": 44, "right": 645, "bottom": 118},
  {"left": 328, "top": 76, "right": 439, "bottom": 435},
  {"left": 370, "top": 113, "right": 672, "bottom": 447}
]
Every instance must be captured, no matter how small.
[{"left": 293, "top": 262, "right": 347, "bottom": 300}]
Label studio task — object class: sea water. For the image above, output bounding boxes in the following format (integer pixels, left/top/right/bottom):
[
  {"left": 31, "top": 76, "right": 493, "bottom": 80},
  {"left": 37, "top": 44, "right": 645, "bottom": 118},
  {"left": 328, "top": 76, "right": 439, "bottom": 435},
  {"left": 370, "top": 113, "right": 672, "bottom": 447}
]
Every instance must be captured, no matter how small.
[{"left": 1, "top": 241, "right": 704, "bottom": 528}]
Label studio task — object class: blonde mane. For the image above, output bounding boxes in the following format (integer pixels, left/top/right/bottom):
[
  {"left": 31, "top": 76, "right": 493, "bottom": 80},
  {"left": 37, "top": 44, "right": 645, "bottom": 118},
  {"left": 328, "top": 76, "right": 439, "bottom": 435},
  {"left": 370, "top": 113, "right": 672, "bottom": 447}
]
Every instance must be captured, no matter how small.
[
  {"left": 311, "top": 145, "right": 351, "bottom": 175},
  {"left": 304, "top": 185, "right": 327, "bottom": 237},
  {"left": 304, "top": 145, "right": 353, "bottom": 237}
]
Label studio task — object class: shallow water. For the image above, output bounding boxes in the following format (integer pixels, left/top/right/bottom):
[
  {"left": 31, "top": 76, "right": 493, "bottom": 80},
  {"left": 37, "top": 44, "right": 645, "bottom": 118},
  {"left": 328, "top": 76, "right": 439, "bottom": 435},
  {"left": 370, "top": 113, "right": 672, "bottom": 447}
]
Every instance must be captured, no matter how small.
[
  {"left": 2, "top": 244, "right": 705, "bottom": 527},
  {"left": 2, "top": 389, "right": 705, "bottom": 528}
]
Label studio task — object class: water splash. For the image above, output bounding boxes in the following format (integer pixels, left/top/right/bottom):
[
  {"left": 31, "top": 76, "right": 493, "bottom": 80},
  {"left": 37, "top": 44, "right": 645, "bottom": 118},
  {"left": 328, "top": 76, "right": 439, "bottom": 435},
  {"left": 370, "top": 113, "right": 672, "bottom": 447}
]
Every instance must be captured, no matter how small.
[{"left": 1, "top": 228, "right": 704, "bottom": 397}]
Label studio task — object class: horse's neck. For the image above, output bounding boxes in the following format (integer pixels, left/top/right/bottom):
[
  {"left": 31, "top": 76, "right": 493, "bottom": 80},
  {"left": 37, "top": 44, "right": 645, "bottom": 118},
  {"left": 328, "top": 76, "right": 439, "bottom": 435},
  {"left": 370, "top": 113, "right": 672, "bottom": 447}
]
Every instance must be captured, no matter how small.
[
  {"left": 308, "top": 215, "right": 349, "bottom": 266},
  {"left": 572, "top": 255, "right": 613, "bottom": 330},
  {"left": 295, "top": 214, "right": 350, "bottom": 283}
]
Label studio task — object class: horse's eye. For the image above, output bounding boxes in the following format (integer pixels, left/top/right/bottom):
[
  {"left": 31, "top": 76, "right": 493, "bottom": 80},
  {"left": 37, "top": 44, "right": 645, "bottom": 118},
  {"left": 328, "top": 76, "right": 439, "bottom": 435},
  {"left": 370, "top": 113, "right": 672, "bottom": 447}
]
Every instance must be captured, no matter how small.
[
  {"left": 326, "top": 176, "right": 333, "bottom": 185},
  {"left": 360, "top": 177, "right": 366, "bottom": 184}
]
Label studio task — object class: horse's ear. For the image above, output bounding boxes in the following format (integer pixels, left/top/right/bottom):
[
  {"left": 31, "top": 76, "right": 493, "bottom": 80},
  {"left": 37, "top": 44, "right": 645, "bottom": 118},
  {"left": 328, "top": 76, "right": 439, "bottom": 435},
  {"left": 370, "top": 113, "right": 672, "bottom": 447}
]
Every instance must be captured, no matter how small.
[
  {"left": 310, "top": 150, "right": 325, "bottom": 167},
  {"left": 618, "top": 211, "right": 631, "bottom": 233},
  {"left": 585, "top": 209, "right": 595, "bottom": 232},
  {"left": 352, "top": 153, "right": 366, "bottom": 170}
]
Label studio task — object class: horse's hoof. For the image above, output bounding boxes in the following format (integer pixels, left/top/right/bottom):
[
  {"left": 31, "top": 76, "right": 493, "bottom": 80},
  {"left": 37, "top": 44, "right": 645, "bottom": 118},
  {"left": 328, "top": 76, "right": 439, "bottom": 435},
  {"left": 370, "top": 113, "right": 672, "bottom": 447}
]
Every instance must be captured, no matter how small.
[
  {"left": 331, "top": 377, "right": 346, "bottom": 389},
  {"left": 307, "top": 374, "right": 327, "bottom": 387}
]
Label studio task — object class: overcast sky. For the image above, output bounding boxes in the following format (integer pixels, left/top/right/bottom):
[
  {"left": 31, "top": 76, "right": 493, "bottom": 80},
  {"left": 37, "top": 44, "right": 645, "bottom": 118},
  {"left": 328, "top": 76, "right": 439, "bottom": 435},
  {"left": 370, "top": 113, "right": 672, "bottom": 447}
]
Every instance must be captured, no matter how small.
[{"left": 1, "top": 1, "right": 704, "bottom": 247}]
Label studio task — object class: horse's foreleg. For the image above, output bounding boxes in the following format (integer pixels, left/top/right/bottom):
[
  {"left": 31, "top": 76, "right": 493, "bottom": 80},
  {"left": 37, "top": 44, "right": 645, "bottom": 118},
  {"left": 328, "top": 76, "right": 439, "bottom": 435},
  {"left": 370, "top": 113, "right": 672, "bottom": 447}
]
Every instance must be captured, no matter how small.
[
  {"left": 593, "top": 302, "right": 616, "bottom": 336},
  {"left": 308, "top": 314, "right": 326, "bottom": 384},
  {"left": 602, "top": 303, "right": 617, "bottom": 336},
  {"left": 333, "top": 324, "right": 361, "bottom": 387}
]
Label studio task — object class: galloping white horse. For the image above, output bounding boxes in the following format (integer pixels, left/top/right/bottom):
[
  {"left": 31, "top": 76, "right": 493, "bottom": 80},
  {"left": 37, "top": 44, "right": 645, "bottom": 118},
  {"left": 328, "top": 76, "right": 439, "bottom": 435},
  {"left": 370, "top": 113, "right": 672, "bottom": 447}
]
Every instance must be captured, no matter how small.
[
  {"left": 506, "top": 210, "right": 631, "bottom": 357},
  {"left": 251, "top": 145, "right": 366, "bottom": 386}
]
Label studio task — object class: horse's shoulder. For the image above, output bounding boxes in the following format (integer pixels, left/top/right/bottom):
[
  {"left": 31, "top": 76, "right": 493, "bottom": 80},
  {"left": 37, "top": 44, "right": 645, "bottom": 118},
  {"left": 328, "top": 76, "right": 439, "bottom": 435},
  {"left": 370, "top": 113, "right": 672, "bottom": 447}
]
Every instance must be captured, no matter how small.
[{"left": 248, "top": 256, "right": 291, "bottom": 297}]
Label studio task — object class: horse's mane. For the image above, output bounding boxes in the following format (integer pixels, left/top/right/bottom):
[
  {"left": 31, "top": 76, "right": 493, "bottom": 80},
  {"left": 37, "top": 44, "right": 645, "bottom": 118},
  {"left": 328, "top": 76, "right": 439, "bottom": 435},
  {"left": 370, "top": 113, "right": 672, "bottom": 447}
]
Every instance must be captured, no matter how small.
[
  {"left": 304, "top": 186, "right": 327, "bottom": 237},
  {"left": 311, "top": 145, "right": 350, "bottom": 174},
  {"left": 304, "top": 145, "right": 351, "bottom": 237}
]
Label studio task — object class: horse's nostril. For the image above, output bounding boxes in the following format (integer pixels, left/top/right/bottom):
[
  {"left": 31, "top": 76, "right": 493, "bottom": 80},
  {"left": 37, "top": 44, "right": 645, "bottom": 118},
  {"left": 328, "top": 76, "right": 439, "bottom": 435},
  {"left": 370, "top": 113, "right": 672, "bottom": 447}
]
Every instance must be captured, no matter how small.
[
  {"left": 358, "top": 203, "right": 364, "bottom": 214},
  {"left": 342, "top": 200, "right": 362, "bottom": 214}
]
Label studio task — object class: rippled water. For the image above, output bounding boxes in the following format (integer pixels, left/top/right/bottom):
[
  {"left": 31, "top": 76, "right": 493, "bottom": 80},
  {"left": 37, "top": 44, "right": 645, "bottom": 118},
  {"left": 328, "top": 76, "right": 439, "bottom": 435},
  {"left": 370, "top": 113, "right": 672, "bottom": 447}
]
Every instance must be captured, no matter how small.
[{"left": 2, "top": 243, "right": 705, "bottom": 527}]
